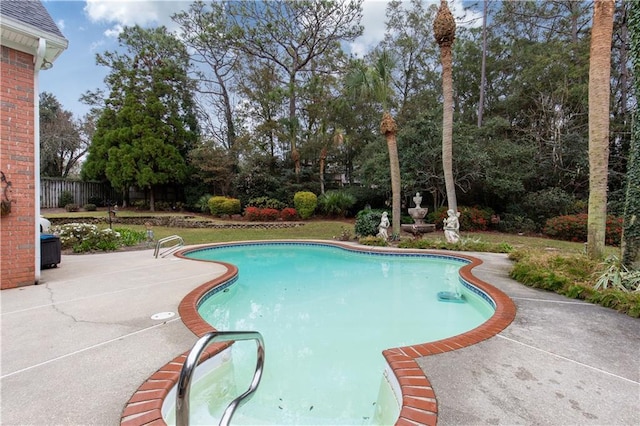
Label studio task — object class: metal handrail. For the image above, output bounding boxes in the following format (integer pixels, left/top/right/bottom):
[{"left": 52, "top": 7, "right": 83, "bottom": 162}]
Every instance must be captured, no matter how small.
[
  {"left": 176, "top": 331, "right": 265, "bottom": 426},
  {"left": 153, "top": 235, "right": 184, "bottom": 258}
]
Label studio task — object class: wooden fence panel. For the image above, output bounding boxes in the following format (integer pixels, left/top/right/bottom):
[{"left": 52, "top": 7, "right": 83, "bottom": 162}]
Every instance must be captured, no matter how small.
[{"left": 40, "top": 178, "right": 117, "bottom": 208}]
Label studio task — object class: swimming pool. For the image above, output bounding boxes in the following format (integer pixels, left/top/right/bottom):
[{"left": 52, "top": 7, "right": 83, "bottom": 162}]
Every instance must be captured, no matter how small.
[{"left": 163, "top": 242, "right": 496, "bottom": 425}]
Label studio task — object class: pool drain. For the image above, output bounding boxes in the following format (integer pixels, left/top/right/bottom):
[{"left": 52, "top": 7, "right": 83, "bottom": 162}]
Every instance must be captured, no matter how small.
[{"left": 151, "top": 311, "right": 176, "bottom": 320}]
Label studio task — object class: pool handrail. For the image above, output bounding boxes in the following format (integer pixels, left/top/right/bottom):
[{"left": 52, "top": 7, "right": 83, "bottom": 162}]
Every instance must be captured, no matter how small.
[
  {"left": 175, "top": 330, "right": 265, "bottom": 426},
  {"left": 154, "top": 235, "right": 184, "bottom": 258}
]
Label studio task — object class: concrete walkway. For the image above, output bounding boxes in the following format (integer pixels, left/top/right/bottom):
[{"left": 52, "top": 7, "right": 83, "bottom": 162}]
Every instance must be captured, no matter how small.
[{"left": 1, "top": 248, "right": 638, "bottom": 425}]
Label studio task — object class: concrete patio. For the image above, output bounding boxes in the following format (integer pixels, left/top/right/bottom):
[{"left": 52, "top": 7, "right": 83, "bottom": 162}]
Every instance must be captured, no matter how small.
[{"left": 1, "top": 247, "right": 638, "bottom": 425}]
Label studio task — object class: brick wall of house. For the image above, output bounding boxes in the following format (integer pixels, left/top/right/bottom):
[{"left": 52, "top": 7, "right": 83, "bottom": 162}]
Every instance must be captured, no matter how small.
[{"left": 1, "top": 45, "right": 36, "bottom": 289}]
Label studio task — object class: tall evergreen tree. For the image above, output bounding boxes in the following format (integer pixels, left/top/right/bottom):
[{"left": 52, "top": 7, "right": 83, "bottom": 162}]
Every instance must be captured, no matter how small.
[{"left": 82, "top": 26, "right": 199, "bottom": 211}]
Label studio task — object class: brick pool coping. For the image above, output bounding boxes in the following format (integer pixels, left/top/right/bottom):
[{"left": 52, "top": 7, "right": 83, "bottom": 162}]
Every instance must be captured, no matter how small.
[{"left": 120, "top": 241, "right": 516, "bottom": 426}]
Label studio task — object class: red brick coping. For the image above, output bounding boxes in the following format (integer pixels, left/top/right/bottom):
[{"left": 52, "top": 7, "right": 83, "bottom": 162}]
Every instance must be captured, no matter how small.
[{"left": 121, "top": 241, "right": 516, "bottom": 426}]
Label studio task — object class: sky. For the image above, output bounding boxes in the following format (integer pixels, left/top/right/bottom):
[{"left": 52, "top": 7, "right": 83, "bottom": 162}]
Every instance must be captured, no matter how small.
[{"left": 39, "top": 0, "right": 477, "bottom": 120}]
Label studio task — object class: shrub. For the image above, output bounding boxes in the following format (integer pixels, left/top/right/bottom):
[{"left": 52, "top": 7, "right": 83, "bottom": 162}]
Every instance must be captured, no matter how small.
[
  {"left": 195, "top": 194, "right": 212, "bottom": 213},
  {"left": 208, "top": 196, "right": 241, "bottom": 216},
  {"left": 280, "top": 207, "right": 298, "bottom": 221},
  {"left": 522, "top": 187, "right": 576, "bottom": 226},
  {"left": 87, "top": 196, "right": 104, "bottom": 207},
  {"left": 354, "top": 209, "right": 385, "bottom": 237},
  {"left": 543, "top": 214, "right": 623, "bottom": 246},
  {"left": 397, "top": 236, "right": 512, "bottom": 253},
  {"left": 244, "top": 206, "right": 261, "bottom": 221},
  {"left": 114, "top": 227, "right": 146, "bottom": 247},
  {"left": 318, "top": 191, "right": 356, "bottom": 217},
  {"left": 429, "top": 205, "right": 492, "bottom": 232},
  {"left": 52, "top": 223, "right": 122, "bottom": 253},
  {"left": 244, "top": 207, "right": 280, "bottom": 221},
  {"left": 358, "top": 235, "right": 388, "bottom": 246},
  {"left": 506, "top": 249, "right": 640, "bottom": 317},
  {"left": 65, "top": 203, "right": 80, "bottom": 212},
  {"left": 293, "top": 191, "right": 317, "bottom": 219},
  {"left": 498, "top": 213, "right": 537, "bottom": 234},
  {"left": 83, "top": 203, "right": 97, "bottom": 211},
  {"left": 247, "top": 197, "right": 287, "bottom": 210},
  {"left": 58, "top": 191, "right": 74, "bottom": 208}
]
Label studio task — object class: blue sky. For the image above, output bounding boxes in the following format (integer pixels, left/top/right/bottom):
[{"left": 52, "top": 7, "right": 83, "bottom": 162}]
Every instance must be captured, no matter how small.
[{"left": 40, "top": 0, "right": 476, "bottom": 120}]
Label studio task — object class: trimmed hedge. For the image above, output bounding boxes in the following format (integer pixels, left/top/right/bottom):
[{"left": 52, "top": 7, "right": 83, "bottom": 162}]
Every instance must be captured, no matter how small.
[
  {"left": 208, "top": 196, "right": 241, "bottom": 216},
  {"left": 293, "top": 191, "right": 317, "bottom": 219}
]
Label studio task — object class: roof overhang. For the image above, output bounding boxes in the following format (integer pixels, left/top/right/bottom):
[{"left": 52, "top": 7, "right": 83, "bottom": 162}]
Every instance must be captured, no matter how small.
[{"left": 1, "top": 14, "right": 68, "bottom": 70}]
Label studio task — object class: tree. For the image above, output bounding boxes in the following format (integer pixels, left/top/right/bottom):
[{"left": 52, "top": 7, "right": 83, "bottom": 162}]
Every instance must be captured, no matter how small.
[
  {"left": 621, "top": 0, "right": 639, "bottom": 269},
  {"left": 228, "top": 0, "right": 363, "bottom": 177},
  {"left": 434, "top": 0, "right": 457, "bottom": 213},
  {"left": 82, "top": 26, "right": 199, "bottom": 211},
  {"left": 347, "top": 52, "right": 401, "bottom": 238},
  {"left": 39, "top": 92, "right": 87, "bottom": 177},
  {"left": 173, "top": 1, "right": 239, "bottom": 152},
  {"left": 586, "top": 0, "right": 615, "bottom": 260}
]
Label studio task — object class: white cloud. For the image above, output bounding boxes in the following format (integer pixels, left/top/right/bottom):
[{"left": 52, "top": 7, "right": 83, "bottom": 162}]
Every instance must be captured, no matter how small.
[
  {"left": 56, "top": 19, "right": 65, "bottom": 31},
  {"left": 83, "top": 0, "right": 186, "bottom": 28},
  {"left": 350, "top": 0, "right": 481, "bottom": 56},
  {"left": 104, "top": 23, "right": 124, "bottom": 38}
]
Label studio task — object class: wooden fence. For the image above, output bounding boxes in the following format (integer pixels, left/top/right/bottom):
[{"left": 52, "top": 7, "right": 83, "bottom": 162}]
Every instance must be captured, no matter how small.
[{"left": 40, "top": 178, "right": 117, "bottom": 208}]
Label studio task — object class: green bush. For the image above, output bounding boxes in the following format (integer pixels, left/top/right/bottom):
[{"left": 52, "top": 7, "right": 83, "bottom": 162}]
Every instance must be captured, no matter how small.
[
  {"left": 497, "top": 213, "right": 537, "bottom": 234},
  {"left": 247, "top": 197, "right": 287, "bottom": 210},
  {"left": 83, "top": 203, "right": 97, "bottom": 211},
  {"left": 543, "top": 214, "right": 623, "bottom": 246},
  {"left": 65, "top": 204, "right": 80, "bottom": 212},
  {"left": 58, "top": 191, "right": 74, "bottom": 208},
  {"left": 521, "top": 187, "right": 576, "bottom": 227},
  {"left": 293, "top": 191, "right": 317, "bottom": 219},
  {"left": 87, "top": 196, "right": 104, "bottom": 207},
  {"left": 208, "top": 196, "right": 241, "bottom": 216},
  {"left": 195, "top": 194, "right": 212, "bottom": 213},
  {"left": 114, "top": 228, "right": 146, "bottom": 246},
  {"left": 354, "top": 209, "right": 385, "bottom": 237},
  {"left": 397, "top": 236, "right": 512, "bottom": 253},
  {"left": 358, "top": 235, "right": 388, "bottom": 246},
  {"left": 318, "top": 191, "right": 356, "bottom": 217}
]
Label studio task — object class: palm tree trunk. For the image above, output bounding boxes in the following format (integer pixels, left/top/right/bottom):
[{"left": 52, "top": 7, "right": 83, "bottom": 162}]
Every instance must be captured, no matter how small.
[
  {"left": 586, "top": 0, "right": 614, "bottom": 260},
  {"left": 381, "top": 112, "right": 401, "bottom": 238},
  {"left": 441, "top": 44, "right": 457, "bottom": 213}
]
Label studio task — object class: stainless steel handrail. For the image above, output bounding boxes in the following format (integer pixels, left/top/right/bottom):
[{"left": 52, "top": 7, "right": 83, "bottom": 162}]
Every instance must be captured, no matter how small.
[
  {"left": 153, "top": 235, "right": 184, "bottom": 258},
  {"left": 176, "top": 331, "right": 265, "bottom": 426}
]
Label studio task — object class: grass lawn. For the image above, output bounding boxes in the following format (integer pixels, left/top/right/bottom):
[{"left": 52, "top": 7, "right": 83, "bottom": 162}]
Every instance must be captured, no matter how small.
[{"left": 43, "top": 208, "right": 597, "bottom": 254}]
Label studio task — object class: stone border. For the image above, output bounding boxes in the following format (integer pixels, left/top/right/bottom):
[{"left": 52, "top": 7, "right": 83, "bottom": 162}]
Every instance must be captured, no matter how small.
[{"left": 120, "top": 241, "right": 516, "bottom": 426}]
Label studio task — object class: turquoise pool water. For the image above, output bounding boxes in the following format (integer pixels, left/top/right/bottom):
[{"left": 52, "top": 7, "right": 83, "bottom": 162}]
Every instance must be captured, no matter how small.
[{"left": 168, "top": 243, "right": 494, "bottom": 425}]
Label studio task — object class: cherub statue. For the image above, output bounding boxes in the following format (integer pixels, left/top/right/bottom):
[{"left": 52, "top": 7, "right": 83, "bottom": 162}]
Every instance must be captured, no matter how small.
[
  {"left": 443, "top": 209, "right": 460, "bottom": 243},
  {"left": 377, "top": 211, "right": 390, "bottom": 240}
]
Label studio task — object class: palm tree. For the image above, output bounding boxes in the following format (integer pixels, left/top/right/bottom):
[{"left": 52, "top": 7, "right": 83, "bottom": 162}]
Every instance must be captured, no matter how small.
[
  {"left": 434, "top": 0, "right": 457, "bottom": 213},
  {"left": 347, "top": 52, "right": 401, "bottom": 238},
  {"left": 587, "top": 0, "right": 615, "bottom": 260}
]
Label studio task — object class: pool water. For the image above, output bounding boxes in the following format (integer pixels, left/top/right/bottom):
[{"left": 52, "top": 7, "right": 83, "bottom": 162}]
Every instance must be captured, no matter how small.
[{"left": 168, "top": 243, "right": 494, "bottom": 425}]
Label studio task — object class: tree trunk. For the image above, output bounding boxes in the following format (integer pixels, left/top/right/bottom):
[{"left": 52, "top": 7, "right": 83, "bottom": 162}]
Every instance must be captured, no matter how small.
[
  {"left": 381, "top": 112, "right": 401, "bottom": 238},
  {"left": 441, "top": 44, "right": 457, "bottom": 213},
  {"left": 587, "top": 0, "right": 615, "bottom": 260}
]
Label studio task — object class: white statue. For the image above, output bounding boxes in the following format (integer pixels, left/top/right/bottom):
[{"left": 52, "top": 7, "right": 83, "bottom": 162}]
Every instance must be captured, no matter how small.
[
  {"left": 377, "top": 211, "right": 390, "bottom": 240},
  {"left": 443, "top": 209, "right": 460, "bottom": 243},
  {"left": 413, "top": 192, "right": 422, "bottom": 208}
]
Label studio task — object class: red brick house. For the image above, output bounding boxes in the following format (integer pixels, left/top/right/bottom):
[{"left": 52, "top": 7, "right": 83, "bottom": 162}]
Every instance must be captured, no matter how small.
[{"left": 1, "top": 0, "right": 67, "bottom": 289}]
